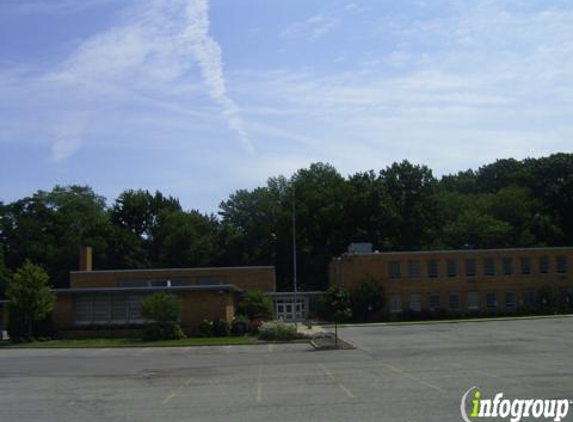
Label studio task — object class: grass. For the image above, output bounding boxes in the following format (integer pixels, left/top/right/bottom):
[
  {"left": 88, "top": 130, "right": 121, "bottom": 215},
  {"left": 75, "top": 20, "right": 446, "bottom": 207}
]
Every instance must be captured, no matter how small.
[{"left": 0, "top": 336, "right": 257, "bottom": 349}]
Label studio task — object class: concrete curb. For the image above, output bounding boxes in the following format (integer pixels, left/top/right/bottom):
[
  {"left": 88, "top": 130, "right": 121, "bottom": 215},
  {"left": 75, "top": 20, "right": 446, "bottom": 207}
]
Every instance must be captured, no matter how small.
[{"left": 322, "top": 313, "right": 573, "bottom": 329}]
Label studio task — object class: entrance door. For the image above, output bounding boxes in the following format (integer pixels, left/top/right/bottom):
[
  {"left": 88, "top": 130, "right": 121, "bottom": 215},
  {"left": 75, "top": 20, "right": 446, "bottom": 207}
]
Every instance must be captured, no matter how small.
[{"left": 274, "top": 297, "right": 307, "bottom": 321}]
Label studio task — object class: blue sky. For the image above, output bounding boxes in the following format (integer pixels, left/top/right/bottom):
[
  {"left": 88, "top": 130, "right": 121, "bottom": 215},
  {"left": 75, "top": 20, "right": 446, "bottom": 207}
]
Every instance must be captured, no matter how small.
[{"left": 1, "top": 0, "right": 572, "bottom": 213}]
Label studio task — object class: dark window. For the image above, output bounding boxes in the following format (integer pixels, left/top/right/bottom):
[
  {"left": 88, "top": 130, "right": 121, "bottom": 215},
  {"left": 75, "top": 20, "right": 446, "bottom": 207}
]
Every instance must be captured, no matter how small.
[
  {"left": 486, "top": 293, "right": 497, "bottom": 309},
  {"left": 388, "top": 261, "right": 401, "bottom": 279},
  {"left": 409, "top": 294, "right": 421, "bottom": 312},
  {"left": 538, "top": 256, "right": 549, "bottom": 274},
  {"left": 407, "top": 260, "right": 421, "bottom": 279},
  {"left": 505, "top": 292, "right": 517, "bottom": 308},
  {"left": 465, "top": 259, "right": 476, "bottom": 277},
  {"left": 447, "top": 260, "right": 458, "bottom": 277},
  {"left": 503, "top": 258, "right": 513, "bottom": 275},
  {"left": 448, "top": 294, "right": 459, "bottom": 311},
  {"left": 467, "top": 292, "right": 479, "bottom": 310},
  {"left": 427, "top": 260, "right": 439, "bottom": 279},
  {"left": 429, "top": 294, "right": 440, "bottom": 310},
  {"left": 520, "top": 257, "right": 531, "bottom": 275},
  {"left": 557, "top": 256, "right": 568, "bottom": 274},
  {"left": 484, "top": 258, "right": 495, "bottom": 276},
  {"left": 523, "top": 290, "right": 535, "bottom": 307}
]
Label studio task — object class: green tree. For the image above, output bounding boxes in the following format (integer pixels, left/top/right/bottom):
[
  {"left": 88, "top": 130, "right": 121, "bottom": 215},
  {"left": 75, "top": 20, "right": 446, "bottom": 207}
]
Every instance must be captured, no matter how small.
[
  {"left": 352, "top": 276, "right": 384, "bottom": 322},
  {"left": 6, "top": 260, "right": 56, "bottom": 339},
  {"left": 237, "top": 290, "right": 273, "bottom": 321},
  {"left": 324, "top": 285, "right": 352, "bottom": 347},
  {"left": 140, "top": 292, "right": 185, "bottom": 340}
]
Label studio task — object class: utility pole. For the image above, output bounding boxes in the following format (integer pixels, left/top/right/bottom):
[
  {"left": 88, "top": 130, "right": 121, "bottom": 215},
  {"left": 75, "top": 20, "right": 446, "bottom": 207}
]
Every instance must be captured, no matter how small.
[{"left": 292, "top": 185, "right": 298, "bottom": 328}]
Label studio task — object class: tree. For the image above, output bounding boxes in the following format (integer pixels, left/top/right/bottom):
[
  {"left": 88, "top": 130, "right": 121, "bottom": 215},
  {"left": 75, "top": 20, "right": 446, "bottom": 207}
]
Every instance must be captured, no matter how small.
[
  {"left": 237, "top": 290, "right": 273, "bottom": 321},
  {"left": 6, "top": 260, "right": 56, "bottom": 339},
  {"left": 140, "top": 292, "right": 185, "bottom": 340},
  {"left": 352, "top": 276, "right": 384, "bottom": 322},
  {"left": 0, "top": 244, "right": 10, "bottom": 297},
  {"left": 324, "top": 285, "right": 352, "bottom": 347}
]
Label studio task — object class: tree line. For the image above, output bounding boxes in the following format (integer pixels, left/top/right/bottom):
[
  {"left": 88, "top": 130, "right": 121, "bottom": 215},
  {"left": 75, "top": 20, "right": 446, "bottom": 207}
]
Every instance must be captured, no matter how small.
[{"left": 1, "top": 153, "right": 572, "bottom": 294}]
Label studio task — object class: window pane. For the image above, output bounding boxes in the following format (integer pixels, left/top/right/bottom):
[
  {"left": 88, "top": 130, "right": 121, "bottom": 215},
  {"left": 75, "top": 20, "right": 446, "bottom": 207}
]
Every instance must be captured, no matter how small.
[
  {"left": 407, "top": 260, "right": 420, "bottom": 279},
  {"left": 486, "top": 293, "right": 497, "bottom": 308},
  {"left": 409, "top": 294, "right": 421, "bottom": 312},
  {"left": 447, "top": 260, "right": 457, "bottom": 277},
  {"left": 111, "top": 296, "right": 128, "bottom": 323},
  {"left": 74, "top": 296, "right": 92, "bottom": 324},
  {"left": 538, "top": 256, "right": 549, "bottom": 274},
  {"left": 484, "top": 258, "right": 495, "bottom": 276},
  {"left": 390, "top": 295, "right": 402, "bottom": 313},
  {"left": 467, "top": 292, "right": 479, "bottom": 310},
  {"left": 503, "top": 258, "right": 513, "bottom": 275},
  {"left": 520, "top": 257, "right": 531, "bottom": 275},
  {"left": 427, "top": 260, "right": 439, "bottom": 279},
  {"left": 505, "top": 292, "right": 517, "bottom": 308},
  {"left": 388, "top": 261, "right": 401, "bottom": 279},
  {"left": 429, "top": 294, "right": 440, "bottom": 310},
  {"left": 448, "top": 294, "right": 459, "bottom": 310},
  {"left": 465, "top": 259, "right": 476, "bottom": 277}
]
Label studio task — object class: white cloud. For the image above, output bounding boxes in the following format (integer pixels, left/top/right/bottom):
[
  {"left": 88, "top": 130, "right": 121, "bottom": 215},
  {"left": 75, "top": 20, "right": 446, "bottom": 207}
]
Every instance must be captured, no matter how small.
[{"left": 184, "top": 0, "right": 254, "bottom": 154}]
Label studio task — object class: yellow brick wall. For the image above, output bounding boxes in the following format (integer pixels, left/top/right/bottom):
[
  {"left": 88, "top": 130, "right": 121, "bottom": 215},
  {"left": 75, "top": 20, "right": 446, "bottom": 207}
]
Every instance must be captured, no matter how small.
[{"left": 330, "top": 248, "right": 573, "bottom": 312}]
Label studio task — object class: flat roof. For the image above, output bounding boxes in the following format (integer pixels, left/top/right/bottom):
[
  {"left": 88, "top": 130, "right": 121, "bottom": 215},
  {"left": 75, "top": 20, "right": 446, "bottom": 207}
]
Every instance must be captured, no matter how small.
[
  {"left": 335, "top": 246, "right": 573, "bottom": 259},
  {"left": 70, "top": 265, "right": 275, "bottom": 275},
  {"left": 53, "top": 284, "right": 244, "bottom": 294}
]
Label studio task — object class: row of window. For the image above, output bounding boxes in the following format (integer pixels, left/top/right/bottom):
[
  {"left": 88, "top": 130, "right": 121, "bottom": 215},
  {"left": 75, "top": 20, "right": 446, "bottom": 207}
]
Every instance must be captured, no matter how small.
[
  {"left": 388, "top": 289, "right": 572, "bottom": 313},
  {"left": 74, "top": 294, "right": 150, "bottom": 325},
  {"left": 116, "top": 276, "right": 227, "bottom": 288},
  {"left": 388, "top": 255, "right": 569, "bottom": 280}
]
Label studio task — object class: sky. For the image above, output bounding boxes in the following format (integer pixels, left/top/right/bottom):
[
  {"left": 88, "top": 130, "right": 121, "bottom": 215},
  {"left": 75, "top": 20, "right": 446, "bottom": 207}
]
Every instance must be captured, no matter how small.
[{"left": 1, "top": 0, "right": 572, "bottom": 213}]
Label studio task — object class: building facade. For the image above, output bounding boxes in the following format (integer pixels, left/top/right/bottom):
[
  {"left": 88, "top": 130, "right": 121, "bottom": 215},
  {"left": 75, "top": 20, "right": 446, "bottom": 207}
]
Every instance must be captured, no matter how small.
[
  {"left": 329, "top": 247, "right": 573, "bottom": 316},
  {"left": 51, "top": 247, "right": 277, "bottom": 336}
]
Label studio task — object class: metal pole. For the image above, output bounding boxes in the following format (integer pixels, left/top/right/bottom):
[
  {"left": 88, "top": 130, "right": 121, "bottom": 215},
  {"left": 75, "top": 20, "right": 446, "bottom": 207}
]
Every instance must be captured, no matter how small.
[{"left": 292, "top": 185, "right": 298, "bottom": 328}]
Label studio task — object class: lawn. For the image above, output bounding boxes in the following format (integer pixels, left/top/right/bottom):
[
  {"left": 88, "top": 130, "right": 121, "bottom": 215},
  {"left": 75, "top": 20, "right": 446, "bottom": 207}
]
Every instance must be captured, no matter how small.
[{"left": 0, "top": 336, "right": 257, "bottom": 349}]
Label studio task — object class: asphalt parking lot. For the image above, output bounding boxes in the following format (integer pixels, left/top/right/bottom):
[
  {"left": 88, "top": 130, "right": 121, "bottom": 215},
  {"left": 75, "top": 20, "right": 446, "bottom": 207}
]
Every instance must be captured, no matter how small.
[{"left": 1, "top": 317, "right": 572, "bottom": 422}]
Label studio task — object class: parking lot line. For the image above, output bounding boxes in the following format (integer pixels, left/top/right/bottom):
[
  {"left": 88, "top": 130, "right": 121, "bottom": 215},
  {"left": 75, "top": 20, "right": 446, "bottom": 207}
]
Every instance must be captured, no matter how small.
[
  {"left": 379, "top": 363, "right": 446, "bottom": 394},
  {"left": 256, "top": 365, "right": 263, "bottom": 402},
  {"left": 162, "top": 392, "right": 177, "bottom": 405},
  {"left": 318, "top": 363, "right": 356, "bottom": 399}
]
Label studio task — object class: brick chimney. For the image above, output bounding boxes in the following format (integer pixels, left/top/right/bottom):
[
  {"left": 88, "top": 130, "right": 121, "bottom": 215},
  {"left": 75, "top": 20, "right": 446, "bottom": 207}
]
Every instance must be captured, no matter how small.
[{"left": 79, "top": 246, "right": 93, "bottom": 272}]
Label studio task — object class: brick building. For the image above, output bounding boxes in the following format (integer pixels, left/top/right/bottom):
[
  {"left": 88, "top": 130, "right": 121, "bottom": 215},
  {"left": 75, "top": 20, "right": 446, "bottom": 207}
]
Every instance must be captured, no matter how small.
[
  {"left": 51, "top": 247, "right": 276, "bottom": 336},
  {"left": 329, "top": 247, "right": 573, "bottom": 315}
]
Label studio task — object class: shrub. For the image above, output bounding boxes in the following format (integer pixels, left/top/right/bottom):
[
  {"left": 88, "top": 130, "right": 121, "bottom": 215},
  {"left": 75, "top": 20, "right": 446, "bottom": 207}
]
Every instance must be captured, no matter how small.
[
  {"left": 352, "top": 276, "right": 384, "bottom": 322},
  {"left": 237, "top": 290, "right": 273, "bottom": 321},
  {"left": 140, "top": 293, "right": 185, "bottom": 340},
  {"left": 144, "top": 321, "right": 185, "bottom": 341},
  {"left": 258, "top": 321, "right": 298, "bottom": 341},
  {"left": 198, "top": 319, "right": 214, "bottom": 337},
  {"left": 231, "top": 317, "right": 251, "bottom": 336},
  {"left": 212, "top": 318, "right": 230, "bottom": 336}
]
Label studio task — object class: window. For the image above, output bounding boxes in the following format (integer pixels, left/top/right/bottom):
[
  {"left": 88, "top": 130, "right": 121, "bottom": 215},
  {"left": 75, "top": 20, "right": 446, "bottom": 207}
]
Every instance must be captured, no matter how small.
[
  {"left": 465, "top": 259, "right": 476, "bottom": 277},
  {"left": 427, "top": 260, "right": 439, "bottom": 279},
  {"left": 448, "top": 294, "right": 459, "bottom": 311},
  {"left": 557, "top": 256, "right": 568, "bottom": 274},
  {"left": 447, "top": 260, "right": 458, "bottom": 277},
  {"left": 520, "top": 257, "right": 531, "bottom": 275},
  {"left": 407, "top": 260, "right": 421, "bottom": 279},
  {"left": 502, "top": 258, "right": 513, "bottom": 275},
  {"left": 505, "top": 292, "right": 517, "bottom": 308},
  {"left": 428, "top": 294, "right": 440, "bottom": 311},
  {"left": 390, "top": 295, "right": 402, "bottom": 313},
  {"left": 484, "top": 258, "right": 496, "bottom": 276},
  {"left": 409, "top": 294, "right": 421, "bottom": 312},
  {"left": 74, "top": 294, "right": 151, "bottom": 326},
  {"left": 486, "top": 293, "right": 497, "bottom": 309},
  {"left": 388, "top": 261, "right": 401, "bottom": 280},
  {"left": 523, "top": 290, "right": 536, "bottom": 307},
  {"left": 198, "top": 276, "right": 227, "bottom": 285},
  {"left": 467, "top": 292, "right": 479, "bottom": 310},
  {"left": 538, "top": 256, "right": 549, "bottom": 274},
  {"left": 117, "top": 279, "right": 171, "bottom": 288}
]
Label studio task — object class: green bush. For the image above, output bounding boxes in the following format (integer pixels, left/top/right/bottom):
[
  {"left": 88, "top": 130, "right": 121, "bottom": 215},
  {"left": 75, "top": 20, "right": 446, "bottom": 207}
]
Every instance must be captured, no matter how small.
[
  {"left": 139, "top": 293, "right": 185, "bottom": 340},
  {"left": 231, "top": 317, "right": 251, "bottom": 336},
  {"left": 237, "top": 290, "right": 273, "bottom": 321},
  {"left": 258, "top": 321, "right": 298, "bottom": 341},
  {"left": 352, "top": 276, "right": 384, "bottom": 322},
  {"left": 198, "top": 319, "right": 214, "bottom": 337},
  {"left": 144, "top": 321, "right": 186, "bottom": 341},
  {"left": 212, "top": 318, "right": 230, "bottom": 336}
]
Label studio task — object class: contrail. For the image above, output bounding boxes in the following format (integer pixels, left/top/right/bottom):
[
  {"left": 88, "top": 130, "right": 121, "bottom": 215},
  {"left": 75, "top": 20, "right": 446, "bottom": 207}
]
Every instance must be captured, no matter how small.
[{"left": 185, "top": 0, "right": 254, "bottom": 154}]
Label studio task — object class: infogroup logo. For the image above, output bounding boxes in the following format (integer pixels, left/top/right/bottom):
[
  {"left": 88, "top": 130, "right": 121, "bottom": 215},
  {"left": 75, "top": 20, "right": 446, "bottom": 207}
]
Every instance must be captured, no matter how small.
[{"left": 461, "top": 387, "right": 572, "bottom": 422}]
